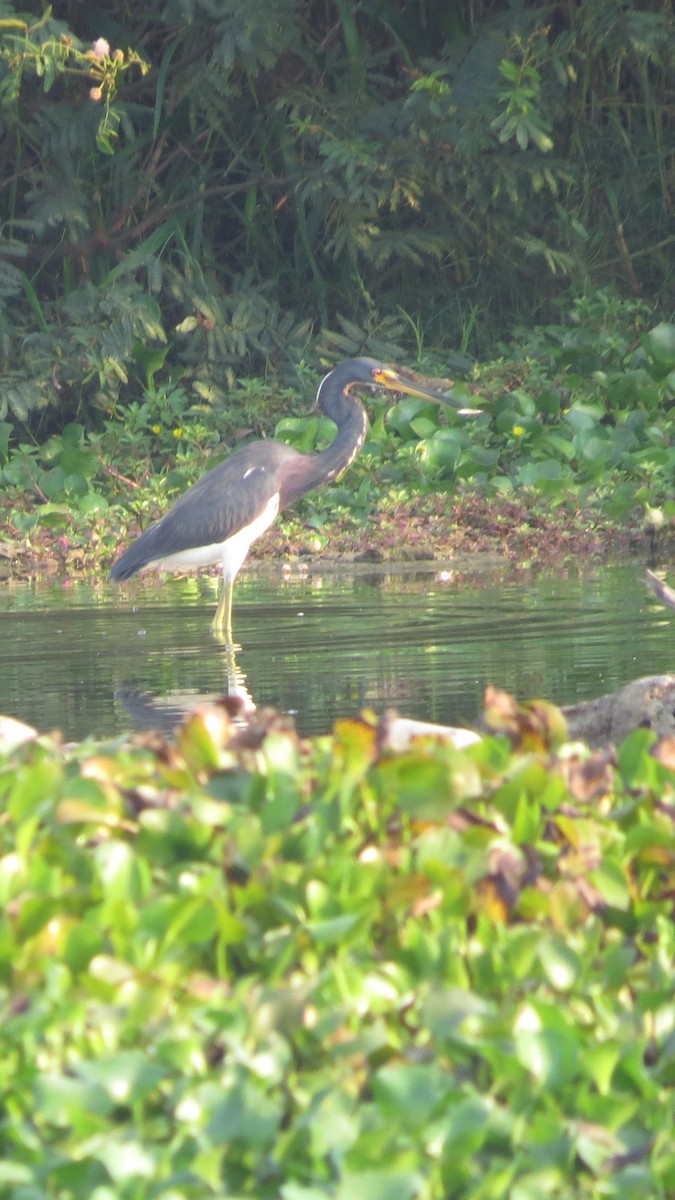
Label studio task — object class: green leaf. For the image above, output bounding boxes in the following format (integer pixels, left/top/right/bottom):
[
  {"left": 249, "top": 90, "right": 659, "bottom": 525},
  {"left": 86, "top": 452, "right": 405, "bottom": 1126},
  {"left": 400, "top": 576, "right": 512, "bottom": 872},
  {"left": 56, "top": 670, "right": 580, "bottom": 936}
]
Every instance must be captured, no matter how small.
[
  {"left": 373, "top": 751, "right": 478, "bottom": 819},
  {"left": 77, "top": 1051, "right": 165, "bottom": 1103},
  {"left": 422, "top": 988, "right": 495, "bottom": 1040},
  {"left": 9, "top": 760, "right": 61, "bottom": 820},
  {"left": 516, "top": 459, "right": 564, "bottom": 486},
  {"left": 514, "top": 1027, "right": 578, "bottom": 1090},
  {"left": 307, "top": 912, "right": 361, "bottom": 944},
  {"left": 583, "top": 1042, "right": 620, "bottom": 1095},
  {"left": 644, "top": 322, "right": 675, "bottom": 368},
  {"left": 588, "top": 861, "right": 630, "bottom": 910},
  {"left": 207, "top": 1074, "right": 281, "bottom": 1146},
  {"left": 35, "top": 1072, "right": 114, "bottom": 1126},
  {"left": 0, "top": 420, "right": 11, "bottom": 462},
  {"left": 335, "top": 1170, "right": 422, "bottom": 1200},
  {"left": 423, "top": 429, "right": 463, "bottom": 472},
  {"left": 373, "top": 1063, "right": 446, "bottom": 1124},
  {"left": 537, "top": 936, "right": 581, "bottom": 990}
]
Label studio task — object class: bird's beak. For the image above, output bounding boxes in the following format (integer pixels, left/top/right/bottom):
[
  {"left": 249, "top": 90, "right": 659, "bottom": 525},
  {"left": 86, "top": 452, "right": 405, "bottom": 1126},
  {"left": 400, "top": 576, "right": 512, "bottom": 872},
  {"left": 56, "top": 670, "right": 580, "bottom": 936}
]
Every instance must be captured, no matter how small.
[{"left": 372, "top": 366, "right": 481, "bottom": 415}]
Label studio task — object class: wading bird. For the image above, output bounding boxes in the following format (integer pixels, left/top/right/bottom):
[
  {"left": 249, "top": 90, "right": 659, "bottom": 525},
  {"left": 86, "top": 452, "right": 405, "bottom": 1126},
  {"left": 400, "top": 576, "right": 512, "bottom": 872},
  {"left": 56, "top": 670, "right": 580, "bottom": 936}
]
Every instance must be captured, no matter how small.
[{"left": 110, "top": 357, "right": 476, "bottom": 641}]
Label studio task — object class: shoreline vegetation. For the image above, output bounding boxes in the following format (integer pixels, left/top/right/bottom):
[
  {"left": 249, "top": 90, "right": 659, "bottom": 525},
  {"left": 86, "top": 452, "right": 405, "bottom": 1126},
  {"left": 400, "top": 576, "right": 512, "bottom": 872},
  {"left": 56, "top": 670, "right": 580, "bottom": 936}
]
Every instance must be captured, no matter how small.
[
  {"left": 3, "top": 304, "right": 674, "bottom": 583},
  {"left": 1, "top": 488, "right": 652, "bottom": 583}
]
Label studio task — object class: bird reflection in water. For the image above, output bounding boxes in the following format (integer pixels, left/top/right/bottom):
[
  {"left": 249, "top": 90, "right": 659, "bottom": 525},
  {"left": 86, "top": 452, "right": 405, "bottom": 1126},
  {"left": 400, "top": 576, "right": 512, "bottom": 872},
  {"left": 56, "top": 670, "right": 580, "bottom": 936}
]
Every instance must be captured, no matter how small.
[{"left": 115, "top": 637, "right": 255, "bottom": 736}]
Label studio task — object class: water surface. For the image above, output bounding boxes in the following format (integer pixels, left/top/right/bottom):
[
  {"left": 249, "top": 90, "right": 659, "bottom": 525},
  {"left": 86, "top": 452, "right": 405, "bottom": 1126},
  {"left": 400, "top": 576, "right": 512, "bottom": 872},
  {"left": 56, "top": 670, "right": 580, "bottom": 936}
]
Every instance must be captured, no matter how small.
[{"left": 0, "top": 560, "right": 670, "bottom": 741}]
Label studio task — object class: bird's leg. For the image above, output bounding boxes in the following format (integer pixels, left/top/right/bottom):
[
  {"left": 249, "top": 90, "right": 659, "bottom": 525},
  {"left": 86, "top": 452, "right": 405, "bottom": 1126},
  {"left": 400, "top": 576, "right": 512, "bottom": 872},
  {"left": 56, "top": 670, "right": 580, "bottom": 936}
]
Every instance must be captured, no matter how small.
[{"left": 211, "top": 577, "right": 234, "bottom": 642}]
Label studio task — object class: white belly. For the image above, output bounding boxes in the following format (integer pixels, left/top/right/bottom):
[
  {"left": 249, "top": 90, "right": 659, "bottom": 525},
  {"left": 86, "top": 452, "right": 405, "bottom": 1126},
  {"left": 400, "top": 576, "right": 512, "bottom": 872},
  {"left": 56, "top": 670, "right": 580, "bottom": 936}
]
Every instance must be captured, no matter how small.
[{"left": 147, "top": 492, "right": 281, "bottom": 583}]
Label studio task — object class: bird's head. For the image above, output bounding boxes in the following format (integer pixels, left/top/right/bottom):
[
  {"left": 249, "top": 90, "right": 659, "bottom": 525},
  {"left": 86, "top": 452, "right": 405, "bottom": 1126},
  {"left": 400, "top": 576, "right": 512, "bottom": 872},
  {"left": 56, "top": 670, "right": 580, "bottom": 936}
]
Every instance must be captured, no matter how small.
[{"left": 323, "top": 357, "right": 480, "bottom": 414}]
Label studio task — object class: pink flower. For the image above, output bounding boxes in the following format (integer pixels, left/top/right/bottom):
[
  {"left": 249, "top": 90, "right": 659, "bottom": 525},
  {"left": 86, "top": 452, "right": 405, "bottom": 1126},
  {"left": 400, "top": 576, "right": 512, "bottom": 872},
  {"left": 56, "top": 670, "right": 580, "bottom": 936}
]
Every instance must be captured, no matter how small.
[{"left": 90, "top": 37, "right": 110, "bottom": 59}]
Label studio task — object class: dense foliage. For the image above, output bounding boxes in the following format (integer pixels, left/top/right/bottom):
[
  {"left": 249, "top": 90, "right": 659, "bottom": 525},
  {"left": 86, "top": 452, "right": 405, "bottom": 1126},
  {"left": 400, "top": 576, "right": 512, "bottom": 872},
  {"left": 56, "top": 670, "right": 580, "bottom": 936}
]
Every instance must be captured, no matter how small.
[
  {"left": 1, "top": 297, "right": 674, "bottom": 567},
  {"left": 2, "top": 8, "right": 674, "bottom": 1194},
  {"left": 0, "top": 0, "right": 672, "bottom": 431},
  {"left": 1, "top": 700, "right": 675, "bottom": 1198}
]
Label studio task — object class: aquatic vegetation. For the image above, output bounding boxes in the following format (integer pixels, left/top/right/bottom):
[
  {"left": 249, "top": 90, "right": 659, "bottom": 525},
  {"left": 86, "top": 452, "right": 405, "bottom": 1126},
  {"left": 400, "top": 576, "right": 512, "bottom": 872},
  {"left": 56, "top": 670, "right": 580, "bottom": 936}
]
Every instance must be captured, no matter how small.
[{"left": 0, "top": 700, "right": 674, "bottom": 1197}]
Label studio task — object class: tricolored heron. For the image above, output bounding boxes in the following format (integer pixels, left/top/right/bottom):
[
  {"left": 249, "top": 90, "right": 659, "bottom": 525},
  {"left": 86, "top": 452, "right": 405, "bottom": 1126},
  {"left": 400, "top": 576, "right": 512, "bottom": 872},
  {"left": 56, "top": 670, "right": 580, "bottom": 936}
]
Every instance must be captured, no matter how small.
[{"left": 110, "top": 357, "right": 475, "bottom": 640}]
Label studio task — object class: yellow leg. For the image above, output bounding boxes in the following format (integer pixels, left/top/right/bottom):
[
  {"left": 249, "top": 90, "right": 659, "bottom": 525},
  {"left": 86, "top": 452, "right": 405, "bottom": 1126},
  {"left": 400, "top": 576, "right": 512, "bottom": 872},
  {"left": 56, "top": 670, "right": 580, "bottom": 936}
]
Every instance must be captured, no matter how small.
[{"left": 211, "top": 578, "right": 234, "bottom": 642}]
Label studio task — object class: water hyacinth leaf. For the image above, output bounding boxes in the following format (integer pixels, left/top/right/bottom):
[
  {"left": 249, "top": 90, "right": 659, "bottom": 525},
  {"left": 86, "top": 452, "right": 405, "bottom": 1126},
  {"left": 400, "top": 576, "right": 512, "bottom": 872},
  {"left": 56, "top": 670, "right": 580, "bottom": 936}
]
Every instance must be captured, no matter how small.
[
  {"left": 177, "top": 706, "right": 231, "bottom": 770},
  {"left": 333, "top": 716, "right": 378, "bottom": 768},
  {"left": 282, "top": 1188, "right": 332, "bottom": 1200},
  {"left": 387, "top": 397, "right": 437, "bottom": 436},
  {"left": 55, "top": 775, "right": 124, "bottom": 825},
  {"left": 374, "top": 748, "right": 481, "bottom": 819},
  {"left": 601, "top": 942, "right": 636, "bottom": 988},
  {"left": 509, "top": 389, "right": 537, "bottom": 416},
  {"left": 422, "top": 429, "right": 463, "bottom": 472},
  {"left": 207, "top": 1074, "right": 282, "bottom": 1145},
  {"left": 616, "top": 727, "right": 658, "bottom": 785},
  {"left": 9, "top": 760, "right": 62, "bottom": 820},
  {"left": 275, "top": 414, "right": 331, "bottom": 452},
  {"left": 162, "top": 895, "right": 220, "bottom": 947},
  {"left": 63, "top": 920, "right": 105, "bottom": 972},
  {"left": 516, "top": 459, "right": 565, "bottom": 486},
  {"left": 588, "top": 860, "right": 630, "bottom": 910},
  {"left": 436, "top": 1095, "right": 495, "bottom": 1151},
  {"left": 537, "top": 936, "right": 581, "bottom": 990},
  {"left": 540, "top": 431, "right": 575, "bottom": 458},
  {"left": 644, "top": 322, "right": 675, "bottom": 368},
  {"left": 563, "top": 403, "right": 603, "bottom": 432},
  {"left": 410, "top": 415, "right": 441, "bottom": 438},
  {"left": 0, "top": 851, "right": 26, "bottom": 903},
  {"left": 503, "top": 929, "right": 540, "bottom": 981},
  {"left": 583, "top": 1042, "right": 620, "bottom": 1095},
  {"left": 571, "top": 1125, "right": 627, "bottom": 1175},
  {"left": 92, "top": 1139, "right": 156, "bottom": 1182},
  {"left": 88, "top": 954, "right": 136, "bottom": 986},
  {"left": 512, "top": 790, "right": 541, "bottom": 843},
  {"left": 466, "top": 444, "right": 501, "bottom": 467},
  {"left": 422, "top": 987, "right": 495, "bottom": 1040},
  {"left": 308, "top": 1093, "right": 359, "bottom": 1157},
  {"left": 76, "top": 1051, "right": 165, "bottom": 1104},
  {"left": 73, "top": 488, "right": 109, "bottom": 513},
  {"left": 260, "top": 731, "right": 302, "bottom": 831},
  {"left": 138, "top": 808, "right": 212, "bottom": 858},
  {"left": 0, "top": 1163, "right": 33, "bottom": 1186},
  {"left": 16, "top": 895, "right": 61, "bottom": 942},
  {"left": 495, "top": 407, "right": 521, "bottom": 434},
  {"left": 373, "top": 1062, "right": 448, "bottom": 1125},
  {"left": 624, "top": 819, "right": 675, "bottom": 856},
  {"left": 509, "top": 1168, "right": 568, "bottom": 1199},
  {"left": 579, "top": 435, "right": 613, "bottom": 467},
  {"left": 35, "top": 1073, "right": 114, "bottom": 1126},
  {"left": 514, "top": 1027, "right": 579, "bottom": 1090},
  {"left": 306, "top": 912, "right": 361, "bottom": 945},
  {"left": 184, "top": 792, "right": 234, "bottom": 829},
  {"left": 335, "top": 1170, "right": 422, "bottom": 1200}
]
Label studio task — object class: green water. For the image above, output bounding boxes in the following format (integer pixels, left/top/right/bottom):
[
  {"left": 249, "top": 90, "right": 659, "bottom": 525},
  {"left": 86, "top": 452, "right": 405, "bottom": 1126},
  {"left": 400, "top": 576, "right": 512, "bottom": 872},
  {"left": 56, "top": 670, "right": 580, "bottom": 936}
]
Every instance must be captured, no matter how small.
[{"left": 0, "top": 560, "right": 671, "bottom": 741}]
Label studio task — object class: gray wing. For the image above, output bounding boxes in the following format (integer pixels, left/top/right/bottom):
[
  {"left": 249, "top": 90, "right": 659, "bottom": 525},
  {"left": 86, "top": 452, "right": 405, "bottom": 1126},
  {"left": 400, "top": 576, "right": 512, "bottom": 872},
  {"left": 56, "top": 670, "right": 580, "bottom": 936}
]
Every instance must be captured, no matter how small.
[{"left": 110, "top": 440, "right": 301, "bottom": 580}]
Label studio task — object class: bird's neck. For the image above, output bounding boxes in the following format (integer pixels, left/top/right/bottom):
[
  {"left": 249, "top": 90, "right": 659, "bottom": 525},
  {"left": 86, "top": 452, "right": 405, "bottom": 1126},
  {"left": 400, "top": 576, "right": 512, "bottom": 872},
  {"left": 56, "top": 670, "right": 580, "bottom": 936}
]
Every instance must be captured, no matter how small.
[
  {"left": 313, "top": 393, "right": 368, "bottom": 486},
  {"left": 279, "top": 385, "right": 369, "bottom": 507}
]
